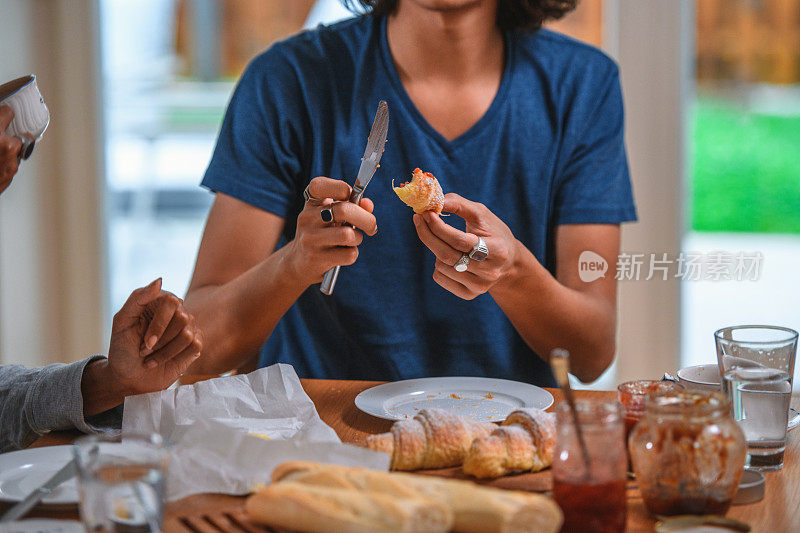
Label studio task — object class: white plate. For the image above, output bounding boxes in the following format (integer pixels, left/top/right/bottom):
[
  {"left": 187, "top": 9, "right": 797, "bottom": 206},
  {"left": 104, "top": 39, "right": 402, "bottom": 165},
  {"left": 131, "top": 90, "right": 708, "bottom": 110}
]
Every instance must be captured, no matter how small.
[
  {"left": 0, "top": 446, "right": 78, "bottom": 507},
  {"left": 355, "top": 376, "right": 554, "bottom": 422}
]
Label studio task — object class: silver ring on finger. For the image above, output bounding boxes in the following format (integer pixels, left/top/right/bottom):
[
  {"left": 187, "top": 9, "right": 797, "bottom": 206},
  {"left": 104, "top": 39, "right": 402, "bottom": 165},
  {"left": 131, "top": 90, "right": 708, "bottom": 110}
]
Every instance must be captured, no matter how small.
[
  {"left": 303, "top": 183, "right": 319, "bottom": 203},
  {"left": 468, "top": 236, "right": 489, "bottom": 261},
  {"left": 454, "top": 253, "right": 470, "bottom": 272},
  {"left": 320, "top": 206, "right": 335, "bottom": 224}
]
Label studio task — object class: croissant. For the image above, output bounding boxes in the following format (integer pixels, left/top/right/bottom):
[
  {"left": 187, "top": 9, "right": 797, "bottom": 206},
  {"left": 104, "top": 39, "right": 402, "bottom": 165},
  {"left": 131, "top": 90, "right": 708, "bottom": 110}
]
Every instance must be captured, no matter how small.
[
  {"left": 365, "top": 408, "right": 496, "bottom": 470},
  {"left": 462, "top": 408, "right": 556, "bottom": 479},
  {"left": 393, "top": 167, "right": 444, "bottom": 214}
]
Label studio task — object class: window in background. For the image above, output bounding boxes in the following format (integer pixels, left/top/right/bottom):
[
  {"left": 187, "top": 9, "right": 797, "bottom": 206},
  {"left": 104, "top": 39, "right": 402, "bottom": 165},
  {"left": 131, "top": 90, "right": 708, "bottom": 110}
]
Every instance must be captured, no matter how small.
[
  {"left": 683, "top": 0, "right": 800, "bottom": 382},
  {"left": 100, "top": 0, "right": 331, "bottom": 314}
]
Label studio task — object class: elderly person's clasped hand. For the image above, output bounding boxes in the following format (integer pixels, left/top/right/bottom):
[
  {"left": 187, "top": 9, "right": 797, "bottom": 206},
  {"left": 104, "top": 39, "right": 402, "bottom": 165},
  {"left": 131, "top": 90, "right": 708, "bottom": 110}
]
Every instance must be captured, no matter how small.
[
  {"left": 103, "top": 278, "right": 203, "bottom": 395},
  {"left": 414, "top": 194, "right": 520, "bottom": 300}
]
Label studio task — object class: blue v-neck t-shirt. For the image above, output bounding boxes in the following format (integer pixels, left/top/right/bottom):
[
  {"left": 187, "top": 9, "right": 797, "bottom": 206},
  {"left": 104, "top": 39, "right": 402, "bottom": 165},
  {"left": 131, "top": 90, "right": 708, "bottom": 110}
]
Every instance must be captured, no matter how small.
[{"left": 201, "top": 15, "right": 637, "bottom": 386}]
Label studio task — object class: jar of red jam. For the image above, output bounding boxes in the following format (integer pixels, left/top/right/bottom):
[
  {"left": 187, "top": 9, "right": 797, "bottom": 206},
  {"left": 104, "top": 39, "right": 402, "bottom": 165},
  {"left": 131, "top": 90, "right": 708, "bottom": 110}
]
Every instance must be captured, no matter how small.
[
  {"left": 618, "top": 380, "right": 683, "bottom": 442},
  {"left": 629, "top": 389, "right": 746, "bottom": 517},
  {"left": 552, "top": 400, "right": 627, "bottom": 533}
]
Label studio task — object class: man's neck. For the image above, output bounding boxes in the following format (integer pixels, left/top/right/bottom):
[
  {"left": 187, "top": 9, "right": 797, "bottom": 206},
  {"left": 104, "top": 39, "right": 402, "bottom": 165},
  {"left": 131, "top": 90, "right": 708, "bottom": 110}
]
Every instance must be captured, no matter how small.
[{"left": 386, "top": 1, "right": 503, "bottom": 84}]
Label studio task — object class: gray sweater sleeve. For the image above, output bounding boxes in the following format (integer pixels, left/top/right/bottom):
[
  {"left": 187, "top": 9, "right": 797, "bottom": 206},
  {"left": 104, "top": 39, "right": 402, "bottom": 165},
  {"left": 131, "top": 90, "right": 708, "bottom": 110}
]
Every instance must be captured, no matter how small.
[{"left": 0, "top": 356, "right": 123, "bottom": 453}]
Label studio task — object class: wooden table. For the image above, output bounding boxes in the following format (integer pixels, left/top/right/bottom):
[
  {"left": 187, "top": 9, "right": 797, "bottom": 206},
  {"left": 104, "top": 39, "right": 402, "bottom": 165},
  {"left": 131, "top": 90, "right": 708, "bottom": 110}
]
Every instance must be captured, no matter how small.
[{"left": 14, "top": 379, "right": 800, "bottom": 532}]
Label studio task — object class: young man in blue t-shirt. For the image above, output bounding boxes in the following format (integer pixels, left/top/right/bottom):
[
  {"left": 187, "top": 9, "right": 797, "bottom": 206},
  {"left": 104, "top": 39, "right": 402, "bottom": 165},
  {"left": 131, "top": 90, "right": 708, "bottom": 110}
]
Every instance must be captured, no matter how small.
[{"left": 185, "top": 0, "right": 636, "bottom": 386}]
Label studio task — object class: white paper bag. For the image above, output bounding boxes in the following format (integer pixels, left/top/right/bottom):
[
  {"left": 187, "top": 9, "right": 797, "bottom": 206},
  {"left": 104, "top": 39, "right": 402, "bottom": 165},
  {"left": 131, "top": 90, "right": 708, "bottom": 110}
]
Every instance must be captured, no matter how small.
[{"left": 122, "top": 364, "right": 390, "bottom": 501}]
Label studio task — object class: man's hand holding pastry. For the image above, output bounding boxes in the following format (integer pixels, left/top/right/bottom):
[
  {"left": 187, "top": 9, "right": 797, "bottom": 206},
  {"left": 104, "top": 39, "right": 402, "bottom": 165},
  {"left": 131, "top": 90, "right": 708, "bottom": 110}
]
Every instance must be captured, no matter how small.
[{"left": 414, "top": 193, "right": 520, "bottom": 300}]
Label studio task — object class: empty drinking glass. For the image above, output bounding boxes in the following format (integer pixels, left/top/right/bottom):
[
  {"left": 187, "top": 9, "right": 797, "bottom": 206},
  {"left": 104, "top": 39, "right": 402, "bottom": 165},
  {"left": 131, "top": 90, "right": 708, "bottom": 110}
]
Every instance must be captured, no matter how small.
[
  {"left": 715, "top": 325, "right": 798, "bottom": 471},
  {"left": 73, "top": 433, "right": 168, "bottom": 532}
]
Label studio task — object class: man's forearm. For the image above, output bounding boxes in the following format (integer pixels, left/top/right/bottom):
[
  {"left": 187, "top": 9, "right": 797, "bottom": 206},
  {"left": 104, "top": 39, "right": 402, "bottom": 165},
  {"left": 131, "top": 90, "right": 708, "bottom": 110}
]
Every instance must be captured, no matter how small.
[
  {"left": 185, "top": 244, "right": 308, "bottom": 375},
  {"left": 490, "top": 242, "right": 617, "bottom": 383}
]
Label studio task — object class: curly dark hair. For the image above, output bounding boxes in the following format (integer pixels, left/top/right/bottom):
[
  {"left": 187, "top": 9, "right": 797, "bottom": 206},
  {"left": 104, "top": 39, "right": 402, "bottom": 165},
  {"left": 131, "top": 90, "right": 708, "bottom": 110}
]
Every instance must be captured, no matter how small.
[{"left": 340, "top": 0, "right": 579, "bottom": 32}]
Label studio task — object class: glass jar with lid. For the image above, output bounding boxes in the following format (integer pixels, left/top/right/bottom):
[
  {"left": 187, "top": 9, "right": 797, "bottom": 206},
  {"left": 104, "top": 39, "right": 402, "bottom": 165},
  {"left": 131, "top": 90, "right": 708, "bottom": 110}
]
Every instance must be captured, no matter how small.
[{"left": 629, "top": 389, "right": 746, "bottom": 516}]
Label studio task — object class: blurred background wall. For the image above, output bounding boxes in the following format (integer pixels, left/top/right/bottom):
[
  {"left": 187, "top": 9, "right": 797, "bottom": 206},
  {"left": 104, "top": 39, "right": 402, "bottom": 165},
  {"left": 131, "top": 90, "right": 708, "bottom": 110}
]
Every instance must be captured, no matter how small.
[
  {"left": 0, "top": 0, "right": 105, "bottom": 367},
  {"left": 1, "top": 0, "right": 798, "bottom": 387}
]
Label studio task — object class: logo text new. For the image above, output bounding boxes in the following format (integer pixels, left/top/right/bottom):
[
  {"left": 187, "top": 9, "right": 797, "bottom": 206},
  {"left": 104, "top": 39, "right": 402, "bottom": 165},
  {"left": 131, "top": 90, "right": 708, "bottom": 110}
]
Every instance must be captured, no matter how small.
[{"left": 578, "top": 251, "right": 608, "bottom": 282}]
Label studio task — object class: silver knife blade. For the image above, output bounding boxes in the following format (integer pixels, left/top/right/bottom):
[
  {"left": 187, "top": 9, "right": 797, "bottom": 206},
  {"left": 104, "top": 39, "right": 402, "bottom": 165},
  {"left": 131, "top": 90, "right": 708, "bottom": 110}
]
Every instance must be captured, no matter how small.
[
  {"left": 0, "top": 459, "right": 77, "bottom": 523},
  {"left": 351, "top": 100, "right": 389, "bottom": 199},
  {"left": 319, "top": 100, "right": 389, "bottom": 296}
]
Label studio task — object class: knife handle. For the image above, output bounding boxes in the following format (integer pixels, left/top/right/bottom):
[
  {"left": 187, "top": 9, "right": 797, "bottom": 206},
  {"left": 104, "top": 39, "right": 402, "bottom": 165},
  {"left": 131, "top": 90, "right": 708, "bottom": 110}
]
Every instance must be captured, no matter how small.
[
  {"left": 0, "top": 487, "right": 50, "bottom": 523},
  {"left": 320, "top": 265, "right": 340, "bottom": 295},
  {"left": 319, "top": 189, "right": 364, "bottom": 296}
]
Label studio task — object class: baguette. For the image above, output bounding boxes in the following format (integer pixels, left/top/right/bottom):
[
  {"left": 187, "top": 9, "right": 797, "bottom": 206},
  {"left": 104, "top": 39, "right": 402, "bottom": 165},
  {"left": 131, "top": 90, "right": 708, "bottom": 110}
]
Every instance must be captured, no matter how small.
[
  {"left": 245, "top": 481, "right": 452, "bottom": 533},
  {"left": 364, "top": 408, "right": 496, "bottom": 470},
  {"left": 272, "top": 461, "right": 563, "bottom": 533}
]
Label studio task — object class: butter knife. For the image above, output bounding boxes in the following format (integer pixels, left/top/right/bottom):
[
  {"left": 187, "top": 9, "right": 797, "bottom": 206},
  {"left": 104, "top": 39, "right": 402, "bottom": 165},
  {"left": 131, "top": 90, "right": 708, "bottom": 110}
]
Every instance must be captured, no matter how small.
[
  {"left": 0, "top": 458, "right": 77, "bottom": 523},
  {"left": 320, "top": 100, "right": 389, "bottom": 295}
]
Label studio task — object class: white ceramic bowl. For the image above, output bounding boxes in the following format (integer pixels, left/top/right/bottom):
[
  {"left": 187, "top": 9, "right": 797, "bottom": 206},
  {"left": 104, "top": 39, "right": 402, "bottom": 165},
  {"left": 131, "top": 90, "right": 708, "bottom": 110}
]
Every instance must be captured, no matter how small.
[{"left": 677, "top": 364, "right": 722, "bottom": 393}]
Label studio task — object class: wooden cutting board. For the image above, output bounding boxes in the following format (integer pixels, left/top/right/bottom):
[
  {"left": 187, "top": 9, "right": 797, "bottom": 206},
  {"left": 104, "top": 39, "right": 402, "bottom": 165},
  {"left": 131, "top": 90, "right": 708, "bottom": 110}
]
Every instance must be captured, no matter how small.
[
  {"left": 166, "top": 509, "right": 270, "bottom": 533},
  {"left": 416, "top": 466, "right": 553, "bottom": 493}
]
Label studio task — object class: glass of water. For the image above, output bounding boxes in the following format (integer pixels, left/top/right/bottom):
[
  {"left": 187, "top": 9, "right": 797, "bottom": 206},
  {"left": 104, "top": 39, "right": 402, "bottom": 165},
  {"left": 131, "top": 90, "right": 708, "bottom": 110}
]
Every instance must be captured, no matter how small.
[
  {"left": 715, "top": 325, "right": 798, "bottom": 471},
  {"left": 73, "top": 433, "right": 168, "bottom": 532}
]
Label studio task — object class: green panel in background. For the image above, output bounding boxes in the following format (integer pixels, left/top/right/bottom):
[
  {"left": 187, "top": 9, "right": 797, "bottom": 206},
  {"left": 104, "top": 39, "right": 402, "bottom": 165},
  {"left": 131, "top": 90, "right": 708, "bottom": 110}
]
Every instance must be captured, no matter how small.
[{"left": 691, "top": 98, "right": 800, "bottom": 234}]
